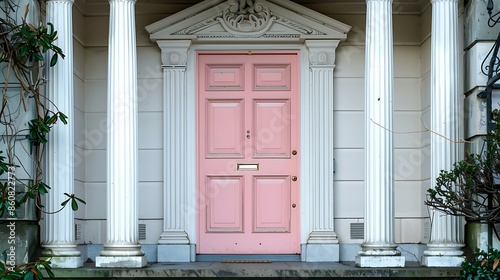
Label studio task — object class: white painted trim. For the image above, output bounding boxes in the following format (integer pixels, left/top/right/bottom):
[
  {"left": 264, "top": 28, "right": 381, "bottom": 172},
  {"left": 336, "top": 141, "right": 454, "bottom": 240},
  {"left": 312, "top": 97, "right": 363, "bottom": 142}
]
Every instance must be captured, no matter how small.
[
  {"left": 153, "top": 1, "right": 349, "bottom": 263},
  {"left": 146, "top": 0, "right": 350, "bottom": 42},
  {"left": 184, "top": 43, "right": 308, "bottom": 245}
]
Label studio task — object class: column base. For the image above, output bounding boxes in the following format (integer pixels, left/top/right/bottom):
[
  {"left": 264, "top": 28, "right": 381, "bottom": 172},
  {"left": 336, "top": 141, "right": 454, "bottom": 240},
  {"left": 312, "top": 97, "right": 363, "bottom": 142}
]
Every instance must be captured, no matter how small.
[
  {"left": 355, "top": 255, "right": 405, "bottom": 267},
  {"left": 158, "top": 244, "right": 195, "bottom": 262},
  {"left": 421, "top": 256, "right": 465, "bottom": 267},
  {"left": 41, "top": 245, "right": 82, "bottom": 268},
  {"left": 158, "top": 231, "right": 190, "bottom": 245},
  {"left": 95, "top": 256, "right": 147, "bottom": 268},
  {"left": 423, "top": 243, "right": 465, "bottom": 267},
  {"left": 41, "top": 256, "right": 83, "bottom": 268},
  {"left": 306, "top": 231, "right": 339, "bottom": 244},
  {"left": 301, "top": 244, "right": 339, "bottom": 262}
]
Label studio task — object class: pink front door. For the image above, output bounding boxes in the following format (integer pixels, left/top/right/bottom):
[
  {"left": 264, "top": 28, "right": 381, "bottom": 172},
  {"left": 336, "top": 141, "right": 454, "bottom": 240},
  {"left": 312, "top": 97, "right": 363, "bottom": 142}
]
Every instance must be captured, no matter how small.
[{"left": 197, "top": 52, "right": 300, "bottom": 254}]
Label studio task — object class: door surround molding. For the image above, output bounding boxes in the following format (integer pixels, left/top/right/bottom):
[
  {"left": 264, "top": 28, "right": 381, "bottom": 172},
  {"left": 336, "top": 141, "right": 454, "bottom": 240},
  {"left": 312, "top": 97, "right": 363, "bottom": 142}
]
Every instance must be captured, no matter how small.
[{"left": 147, "top": 0, "right": 350, "bottom": 262}]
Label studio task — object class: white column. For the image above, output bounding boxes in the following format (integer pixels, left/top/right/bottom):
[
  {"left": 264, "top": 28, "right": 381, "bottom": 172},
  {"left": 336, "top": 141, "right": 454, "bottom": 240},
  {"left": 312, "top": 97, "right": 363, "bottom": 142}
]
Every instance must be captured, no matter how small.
[
  {"left": 422, "top": 0, "right": 465, "bottom": 267},
  {"left": 302, "top": 40, "right": 340, "bottom": 262},
  {"left": 355, "top": 0, "right": 404, "bottom": 267},
  {"left": 156, "top": 40, "right": 195, "bottom": 262},
  {"left": 95, "top": 0, "right": 146, "bottom": 268},
  {"left": 41, "top": 0, "right": 82, "bottom": 268}
]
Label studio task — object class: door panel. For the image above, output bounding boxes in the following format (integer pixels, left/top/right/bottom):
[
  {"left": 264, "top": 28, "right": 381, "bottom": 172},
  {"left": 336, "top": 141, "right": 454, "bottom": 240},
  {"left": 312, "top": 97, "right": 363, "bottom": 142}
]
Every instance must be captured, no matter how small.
[
  {"left": 206, "top": 176, "right": 244, "bottom": 232},
  {"left": 206, "top": 64, "right": 245, "bottom": 90},
  {"left": 206, "top": 99, "right": 245, "bottom": 158},
  {"left": 253, "top": 64, "right": 290, "bottom": 90},
  {"left": 253, "top": 175, "right": 291, "bottom": 232},
  {"left": 253, "top": 99, "right": 291, "bottom": 158},
  {"left": 198, "top": 52, "right": 300, "bottom": 254}
]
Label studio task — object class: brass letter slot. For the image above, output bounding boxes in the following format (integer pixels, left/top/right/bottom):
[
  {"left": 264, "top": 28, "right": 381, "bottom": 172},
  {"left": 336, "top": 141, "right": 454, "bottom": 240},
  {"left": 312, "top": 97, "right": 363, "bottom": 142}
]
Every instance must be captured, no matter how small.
[{"left": 237, "top": 163, "right": 259, "bottom": 171}]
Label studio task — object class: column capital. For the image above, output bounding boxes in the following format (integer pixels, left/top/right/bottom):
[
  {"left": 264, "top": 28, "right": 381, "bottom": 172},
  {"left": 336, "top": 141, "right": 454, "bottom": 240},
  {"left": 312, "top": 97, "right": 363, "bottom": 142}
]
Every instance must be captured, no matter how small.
[
  {"left": 305, "top": 40, "right": 339, "bottom": 66},
  {"left": 157, "top": 40, "right": 192, "bottom": 67}
]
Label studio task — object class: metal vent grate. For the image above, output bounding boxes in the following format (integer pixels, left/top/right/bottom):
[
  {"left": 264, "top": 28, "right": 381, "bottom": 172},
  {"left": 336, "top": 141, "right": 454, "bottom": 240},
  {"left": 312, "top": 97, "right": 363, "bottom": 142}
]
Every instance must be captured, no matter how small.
[
  {"left": 350, "top": 223, "right": 364, "bottom": 240},
  {"left": 138, "top": 224, "right": 147, "bottom": 240},
  {"left": 75, "top": 224, "right": 83, "bottom": 242}
]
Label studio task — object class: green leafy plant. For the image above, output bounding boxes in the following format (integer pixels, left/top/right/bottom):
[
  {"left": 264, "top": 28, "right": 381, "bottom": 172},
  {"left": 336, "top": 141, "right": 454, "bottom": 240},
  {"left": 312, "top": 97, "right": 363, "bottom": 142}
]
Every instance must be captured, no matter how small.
[
  {"left": 0, "top": 0, "right": 85, "bottom": 278},
  {"left": 425, "top": 111, "right": 500, "bottom": 223},
  {"left": 0, "top": 0, "right": 84, "bottom": 219},
  {"left": 462, "top": 246, "right": 500, "bottom": 280},
  {"left": 0, "top": 249, "right": 54, "bottom": 280},
  {"left": 27, "top": 111, "right": 68, "bottom": 148}
]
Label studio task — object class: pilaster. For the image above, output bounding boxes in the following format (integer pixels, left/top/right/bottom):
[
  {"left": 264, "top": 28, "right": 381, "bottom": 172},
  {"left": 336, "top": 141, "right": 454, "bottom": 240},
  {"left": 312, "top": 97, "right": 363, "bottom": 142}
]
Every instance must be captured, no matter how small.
[
  {"left": 156, "top": 40, "right": 195, "bottom": 262},
  {"left": 355, "top": 0, "right": 404, "bottom": 268},
  {"left": 302, "top": 40, "right": 340, "bottom": 262},
  {"left": 41, "top": 0, "right": 82, "bottom": 268},
  {"left": 423, "top": 0, "right": 465, "bottom": 267},
  {"left": 95, "top": 0, "right": 146, "bottom": 268}
]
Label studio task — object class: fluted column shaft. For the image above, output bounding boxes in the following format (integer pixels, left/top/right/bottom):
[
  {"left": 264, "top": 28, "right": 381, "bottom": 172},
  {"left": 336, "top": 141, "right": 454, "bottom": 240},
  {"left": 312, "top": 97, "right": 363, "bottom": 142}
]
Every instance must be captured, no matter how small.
[
  {"left": 356, "top": 0, "right": 404, "bottom": 268},
  {"left": 156, "top": 40, "right": 194, "bottom": 262},
  {"left": 162, "top": 67, "right": 188, "bottom": 241},
  {"left": 96, "top": 0, "right": 146, "bottom": 267},
  {"left": 423, "top": 0, "right": 464, "bottom": 267},
  {"left": 304, "top": 40, "right": 339, "bottom": 245},
  {"left": 158, "top": 40, "right": 191, "bottom": 244},
  {"left": 42, "top": 0, "right": 82, "bottom": 268}
]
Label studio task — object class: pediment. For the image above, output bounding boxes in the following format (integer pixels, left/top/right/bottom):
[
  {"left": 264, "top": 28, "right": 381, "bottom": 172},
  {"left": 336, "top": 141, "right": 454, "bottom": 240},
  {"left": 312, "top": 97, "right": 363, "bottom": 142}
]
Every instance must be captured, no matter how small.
[{"left": 145, "top": 0, "right": 351, "bottom": 42}]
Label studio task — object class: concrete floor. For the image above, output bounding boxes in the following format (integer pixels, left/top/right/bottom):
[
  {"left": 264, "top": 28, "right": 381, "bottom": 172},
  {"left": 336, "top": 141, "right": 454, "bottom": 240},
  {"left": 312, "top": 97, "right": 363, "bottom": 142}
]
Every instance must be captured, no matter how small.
[{"left": 49, "top": 261, "right": 462, "bottom": 279}]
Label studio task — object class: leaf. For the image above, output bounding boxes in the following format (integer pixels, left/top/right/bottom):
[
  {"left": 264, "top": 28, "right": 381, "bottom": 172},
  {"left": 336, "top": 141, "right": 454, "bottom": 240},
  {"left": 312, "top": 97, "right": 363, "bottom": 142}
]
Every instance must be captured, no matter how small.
[
  {"left": 59, "top": 112, "right": 68, "bottom": 124},
  {"left": 494, "top": 258, "right": 500, "bottom": 271},
  {"left": 71, "top": 198, "right": 78, "bottom": 211},
  {"left": 74, "top": 196, "right": 86, "bottom": 204},
  {"left": 46, "top": 22, "right": 54, "bottom": 35},
  {"left": 41, "top": 261, "right": 54, "bottom": 278},
  {"left": 60, "top": 198, "right": 70, "bottom": 207},
  {"left": 23, "top": 270, "right": 34, "bottom": 280},
  {"left": 33, "top": 52, "right": 44, "bottom": 61},
  {"left": 27, "top": 191, "right": 35, "bottom": 199},
  {"left": 50, "top": 53, "right": 58, "bottom": 67},
  {"left": 46, "top": 114, "right": 57, "bottom": 125}
]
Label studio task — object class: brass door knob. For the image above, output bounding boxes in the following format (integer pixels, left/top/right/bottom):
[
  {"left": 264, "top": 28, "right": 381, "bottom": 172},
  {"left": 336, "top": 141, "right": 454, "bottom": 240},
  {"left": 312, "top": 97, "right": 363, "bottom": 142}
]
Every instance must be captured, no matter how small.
[
  {"left": 292, "top": 203, "right": 296, "bottom": 208},
  {"left": 292, "top": 176, "right": 297, "bottom": 181},
  {"left": 292, "top": 150, "right": 297, "bottom": 155}
]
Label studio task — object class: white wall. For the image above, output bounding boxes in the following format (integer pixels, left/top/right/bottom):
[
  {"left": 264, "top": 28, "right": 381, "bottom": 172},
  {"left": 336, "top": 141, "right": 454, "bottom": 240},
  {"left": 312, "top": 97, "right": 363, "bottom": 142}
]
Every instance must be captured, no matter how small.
[
  {"left": 75, "top": 0, "right": 434, "bottom": 249},
  {"left": 330, "top": 11, "right": 428, "bottom": 244}
]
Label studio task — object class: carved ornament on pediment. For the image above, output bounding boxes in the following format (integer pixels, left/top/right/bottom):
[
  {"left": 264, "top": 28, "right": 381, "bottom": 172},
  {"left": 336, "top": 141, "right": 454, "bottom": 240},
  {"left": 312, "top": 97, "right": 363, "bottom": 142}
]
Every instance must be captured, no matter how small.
[
  {"left": 217, "top": 0, "right": 274, "bottom": 36},
  {"left": 172, "top": 0, "right": 325, "bottom": 38}
]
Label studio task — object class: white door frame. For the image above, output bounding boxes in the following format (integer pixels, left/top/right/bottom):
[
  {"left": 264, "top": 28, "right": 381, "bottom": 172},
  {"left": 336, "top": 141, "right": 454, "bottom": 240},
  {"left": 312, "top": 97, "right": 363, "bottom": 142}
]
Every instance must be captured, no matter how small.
[{"left": 156, "top": 40, "right": 341, "bottom": 262}]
